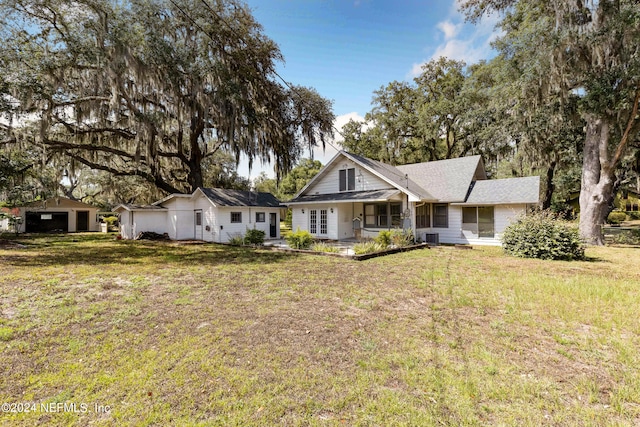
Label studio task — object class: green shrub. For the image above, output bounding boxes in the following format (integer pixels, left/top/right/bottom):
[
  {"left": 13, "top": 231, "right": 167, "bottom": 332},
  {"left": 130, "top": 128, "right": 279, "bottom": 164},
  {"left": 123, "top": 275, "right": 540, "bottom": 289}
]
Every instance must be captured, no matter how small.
[
  {"left": 285, "top": 227, "right": 314, "bottom": 249},
  {"left": 501, "top": 210, "right": 585, "bottom": 261},
  {"left": 607, "top": 211, "right": 627, "bottom": 225},
  {"left": 310, "top": 242, "right": 340, "bottom": 253},
  {"left": 375, "top": 229, "right": 414, "bottom": 247},
  {"left": 375, "top": 230, "right": 392, "bottom": 247},
  {"left": 608, "top": 228, "right": 640, "bottom": 245},
  {"left": 390, "top": 228, "right": 414, "bottom": 247},
  {"left": 353, "top": 241, "right": 387, "bottom": 255},
  {"left": 627, "top": 211, "right": 640, "bottom": 220},
  {"left": 228, "top": 235, "right": 244, "bottom": 246},
  {"left": 102, "top": 216, "right": 119, "bottom": 226},
  {"left": 244, "top": 228, "right": 265, "bottom": 245}
]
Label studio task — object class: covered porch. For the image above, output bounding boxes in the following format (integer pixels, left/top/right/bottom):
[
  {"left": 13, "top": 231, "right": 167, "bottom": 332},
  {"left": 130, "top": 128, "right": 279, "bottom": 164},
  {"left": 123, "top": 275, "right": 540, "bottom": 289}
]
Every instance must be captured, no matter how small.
[{"left": 288, "top": 189, "right": 414, "bottom": 241}]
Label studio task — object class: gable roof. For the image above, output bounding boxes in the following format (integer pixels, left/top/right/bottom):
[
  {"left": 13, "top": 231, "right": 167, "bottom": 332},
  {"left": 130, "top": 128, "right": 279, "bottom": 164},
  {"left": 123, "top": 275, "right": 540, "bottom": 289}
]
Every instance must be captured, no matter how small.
[
  {"left": 452, "top": 176, "right": 540, "bottom": 205},
  {"left": 196, "top": 188, "right": 281, "bottom": 207},
  {"left": 396, "top": 155, "right": 485, "bottom": 203},
  {"left": 293, "top": 151, "right": 434, "bottom": 202},
  {"left": 289, "top": 151, "right": 540, "bottom": 206},
  {"left": 342, "top": 152, "right": 434, "bottom": 201}
]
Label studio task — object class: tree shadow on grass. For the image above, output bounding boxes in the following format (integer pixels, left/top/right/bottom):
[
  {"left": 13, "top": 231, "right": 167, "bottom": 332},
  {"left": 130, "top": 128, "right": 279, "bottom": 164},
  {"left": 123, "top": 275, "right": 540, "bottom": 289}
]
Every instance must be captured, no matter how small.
[{"left": 1, "top": 234, "right": 300, "bottom": 267}]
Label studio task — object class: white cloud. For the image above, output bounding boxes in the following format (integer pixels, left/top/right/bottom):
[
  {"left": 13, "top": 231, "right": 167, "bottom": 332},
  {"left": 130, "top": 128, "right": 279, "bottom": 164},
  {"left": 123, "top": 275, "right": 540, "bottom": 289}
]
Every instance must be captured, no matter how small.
[
  {"left": 436, "top": 20, "right": 460, "bottom": 40},
  {"left": 310, "top": 111, "right": 366, "bottom": 164},
  {"left": 408, "top": 1, "right": 502, "bottom": 78}
]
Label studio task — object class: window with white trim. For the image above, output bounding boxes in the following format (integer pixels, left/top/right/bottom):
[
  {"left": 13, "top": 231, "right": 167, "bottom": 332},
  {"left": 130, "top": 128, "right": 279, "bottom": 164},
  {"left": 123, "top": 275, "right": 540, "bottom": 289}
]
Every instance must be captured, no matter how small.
[
  {"left": 433, "top": 204, "right": 448, "bottom": 228},
  {"left": 364, "top": 202, "right": 402, "bottom": 228},
  {"left": 415, "top": 204, "right": 430, "bottom": 228},
  {"left": 339, "top": 168, "right": 355, "bottom": 192},
  {"left": 231, "top": 212, "right": 242, "bottom": 223},
  {"left": 462, "top": 206, "right": 494, "bottom": 237}
]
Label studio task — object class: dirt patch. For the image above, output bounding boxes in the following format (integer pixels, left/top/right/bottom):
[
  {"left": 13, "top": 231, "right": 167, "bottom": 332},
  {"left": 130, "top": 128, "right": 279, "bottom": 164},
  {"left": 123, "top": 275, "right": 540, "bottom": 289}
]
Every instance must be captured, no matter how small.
[{"left": 0, "top": 239, "right": 27, "bottom": 249}]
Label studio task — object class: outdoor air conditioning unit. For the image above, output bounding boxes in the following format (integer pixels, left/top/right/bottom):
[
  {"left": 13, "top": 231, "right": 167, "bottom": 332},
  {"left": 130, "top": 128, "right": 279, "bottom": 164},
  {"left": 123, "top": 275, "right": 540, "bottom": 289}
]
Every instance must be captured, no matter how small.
[{"left": 423, "top": 233, "right": 439, "bottom": 245}]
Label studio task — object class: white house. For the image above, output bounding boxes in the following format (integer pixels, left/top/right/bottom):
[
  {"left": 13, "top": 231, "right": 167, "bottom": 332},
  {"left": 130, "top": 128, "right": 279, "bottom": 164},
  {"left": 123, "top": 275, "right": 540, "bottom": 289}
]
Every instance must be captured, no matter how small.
[
  {"left": 286, "top": 151, "right": 540, "bottom": 246},
  {"left": 114, "top": 187, "right": 282, "bottom": 243},
  {"left": 1, "top": 197, "right": 100, "bottom": 233}
]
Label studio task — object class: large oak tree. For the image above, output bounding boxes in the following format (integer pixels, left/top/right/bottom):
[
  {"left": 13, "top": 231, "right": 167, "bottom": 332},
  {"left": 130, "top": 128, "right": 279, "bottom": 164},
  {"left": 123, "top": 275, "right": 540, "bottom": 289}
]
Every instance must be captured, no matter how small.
[
  {"left": 0, "top": 0, "right": 334, "bottom": 195},
  {"left": 463, "top": 0, "right": 640, "bottom": 245}
]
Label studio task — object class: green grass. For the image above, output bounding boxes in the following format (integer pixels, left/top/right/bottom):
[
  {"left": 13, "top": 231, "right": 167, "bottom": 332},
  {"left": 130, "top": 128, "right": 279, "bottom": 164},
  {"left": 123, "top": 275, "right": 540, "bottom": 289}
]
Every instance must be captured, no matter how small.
[{"left": 1, "top": 233, "right": 640, "bottom": 425}]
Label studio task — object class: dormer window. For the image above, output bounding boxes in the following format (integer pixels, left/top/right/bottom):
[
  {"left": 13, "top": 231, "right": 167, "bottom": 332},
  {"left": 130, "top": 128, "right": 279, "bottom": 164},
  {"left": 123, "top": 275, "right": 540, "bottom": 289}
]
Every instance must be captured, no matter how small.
[{"left": 339, "top": 168, "right": 355, "bottom": 192}]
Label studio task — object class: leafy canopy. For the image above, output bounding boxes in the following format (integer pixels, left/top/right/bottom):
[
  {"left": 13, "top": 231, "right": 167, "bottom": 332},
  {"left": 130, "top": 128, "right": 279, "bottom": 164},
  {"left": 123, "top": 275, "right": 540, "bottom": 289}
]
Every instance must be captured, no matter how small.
[{"left": 0, "top": 0, "right": 334, "bottom": 196}]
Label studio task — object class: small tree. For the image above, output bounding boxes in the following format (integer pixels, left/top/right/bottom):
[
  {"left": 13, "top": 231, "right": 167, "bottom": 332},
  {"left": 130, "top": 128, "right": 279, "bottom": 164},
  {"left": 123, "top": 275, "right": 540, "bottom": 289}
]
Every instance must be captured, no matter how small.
[{"left": 501, "top": 211, "right": 585, "bottom": 261}]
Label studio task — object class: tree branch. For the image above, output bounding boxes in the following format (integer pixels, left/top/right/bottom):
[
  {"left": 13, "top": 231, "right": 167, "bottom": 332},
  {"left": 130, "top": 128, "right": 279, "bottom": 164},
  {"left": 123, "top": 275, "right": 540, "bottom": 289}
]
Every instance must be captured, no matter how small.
[
  {"left": 65, "top": 153, "right": 180, "bottom": 194},
  {"left": 43, "top": 138, "right": 144, "bottom": 161},
  {"left": 611, "top": 87, "right": 640, "bottom": 168}
]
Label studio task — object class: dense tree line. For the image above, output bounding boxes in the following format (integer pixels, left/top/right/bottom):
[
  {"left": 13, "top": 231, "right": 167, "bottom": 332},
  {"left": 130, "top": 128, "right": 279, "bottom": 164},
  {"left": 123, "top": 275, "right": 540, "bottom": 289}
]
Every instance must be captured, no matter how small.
[{"left": 342, "top": 0, "right": 640, "bottom": 245}]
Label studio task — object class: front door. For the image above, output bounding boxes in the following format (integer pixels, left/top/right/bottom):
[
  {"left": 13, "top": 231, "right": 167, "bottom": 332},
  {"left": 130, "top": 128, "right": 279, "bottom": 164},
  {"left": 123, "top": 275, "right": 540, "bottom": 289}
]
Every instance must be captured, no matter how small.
[
  {"left": 76, "top": 211, "right": 89, "bottom": 231},
  {"left": 269, "top": 213, "right": 277, "bottom": 238},
  {"left": 194, "top": 210, "right": 203, "bottom": 240}
]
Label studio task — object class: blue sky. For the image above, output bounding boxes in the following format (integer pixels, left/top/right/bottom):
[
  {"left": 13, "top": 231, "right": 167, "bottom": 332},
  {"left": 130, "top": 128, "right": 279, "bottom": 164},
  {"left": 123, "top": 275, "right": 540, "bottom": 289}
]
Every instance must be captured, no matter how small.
[{"left": 238, "top": 0, "right": 500, "bottom": 179}]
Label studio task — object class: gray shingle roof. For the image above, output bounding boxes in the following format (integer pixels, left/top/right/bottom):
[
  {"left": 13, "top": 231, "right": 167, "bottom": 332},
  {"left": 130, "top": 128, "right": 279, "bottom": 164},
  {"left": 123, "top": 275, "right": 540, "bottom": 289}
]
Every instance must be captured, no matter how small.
[
  {"left": 454, "top": 176, "right": 540, "bottom": 205},
  {"left": 396, "top": 155, "right": 485, "bottom": 202},
  {"left": 199, "top": 188, "right": 281, "bottom": 207},
  {"left": 288, "top": 189, "right": 401, "bottom": 204}
]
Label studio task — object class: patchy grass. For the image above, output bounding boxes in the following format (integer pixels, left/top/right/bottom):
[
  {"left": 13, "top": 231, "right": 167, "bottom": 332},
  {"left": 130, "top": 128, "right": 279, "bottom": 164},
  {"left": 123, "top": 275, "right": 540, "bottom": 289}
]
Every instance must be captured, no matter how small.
[{"left": 1, "top": 234, "right": 640, "bottom": 425}]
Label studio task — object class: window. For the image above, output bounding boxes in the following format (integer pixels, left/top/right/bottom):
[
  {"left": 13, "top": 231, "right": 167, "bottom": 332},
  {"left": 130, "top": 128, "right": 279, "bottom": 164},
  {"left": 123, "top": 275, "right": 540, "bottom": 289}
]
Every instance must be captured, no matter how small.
[
  {"left": 364, "top": 202, "right": 402, "bottom": 228},
  {"left": 41, "top": 214, "right": 52, "bottom": 220},
  {"left": 310, "top": 209, "right": 317, "bottom": 234},
  {"left": 416, "top": 204, "right": 430, "bottom": 228},
  {"left": 433, "top": 204, "right": 448, "bottom": 228},
  {"left": 478, "top": 207, "right": 494, "bottom": 238},
  {"left": 461, "top": 206, "right": 494, "bottom": 237},
  {"left": 339, "top": 168, "right": 355, "bottom": 192},
  {"left": 255, "top": 212, "right": 265, "bottom": 222},
  {"left": 320, "top": 209, "right": 328, "bottom": 234},
  {"left": 230, "top": 212, "right": 242, "bottom": 223},
  {"left": 462, "top": 207, "right": 478, "bottom": 234},
  {"left": 195, "top": 211, "right": 202, "bottom": 226}
]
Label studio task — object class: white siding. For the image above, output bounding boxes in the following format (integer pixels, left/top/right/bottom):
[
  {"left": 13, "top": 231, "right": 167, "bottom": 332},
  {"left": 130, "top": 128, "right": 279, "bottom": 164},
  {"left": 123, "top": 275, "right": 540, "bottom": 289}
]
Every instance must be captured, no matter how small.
[
  {"left": 119, "top": 195, "right": 280, "bottom": 243},
  {"left": 306, "top": 158, "right": 393, "bottom": 195},
  {"left": 163, "top": 198, "right": 196, "bottom": 240},
  {"left": 291, "top": 207, "right": 306, "bottom": 235},
  {"left": 336, "top": 204, "right": 355, "bottom": 239},
  {"left": 215, "top": 207, "right": 280, "bottom": 243},
  {"left": 415, "top": 204, "right": 527, "bottom": 246}
]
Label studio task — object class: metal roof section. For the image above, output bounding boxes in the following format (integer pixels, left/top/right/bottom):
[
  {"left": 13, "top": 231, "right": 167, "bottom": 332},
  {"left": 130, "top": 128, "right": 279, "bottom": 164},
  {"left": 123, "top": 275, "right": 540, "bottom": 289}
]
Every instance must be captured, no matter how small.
[
  {"left": 23, "top": 197, "right": 99, "bottom": 210},
  {"left": 287, "top": 189, "right": 402, "bottom": 205},
  {"left": 452, "top": 176, "right": 541, "bottom": 205},
  {"left": 151, "top": 193, "right": 191, "bottom": 206},
  {"left": 396, "top": 155, "right": 484, "bottom": 202},
  {"left": 113, "top": 204, "right": 167, "bottom": 212},
  {"left": 197, "top": 187, "right": 281, "bottom": 207}
]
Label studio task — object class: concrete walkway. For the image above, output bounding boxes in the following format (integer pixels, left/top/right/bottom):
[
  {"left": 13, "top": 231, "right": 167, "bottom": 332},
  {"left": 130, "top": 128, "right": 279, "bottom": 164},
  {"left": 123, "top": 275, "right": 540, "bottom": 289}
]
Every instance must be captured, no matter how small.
[{"left": 263, "top": 238, "right": 359, "bottom": 255}]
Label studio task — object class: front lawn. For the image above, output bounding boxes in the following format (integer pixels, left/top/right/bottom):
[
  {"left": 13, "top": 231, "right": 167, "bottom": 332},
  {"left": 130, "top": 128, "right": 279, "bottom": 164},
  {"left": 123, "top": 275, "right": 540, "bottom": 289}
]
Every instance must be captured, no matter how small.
[{"left": 1, "top": 234, "right": 639, "bottom": 425}]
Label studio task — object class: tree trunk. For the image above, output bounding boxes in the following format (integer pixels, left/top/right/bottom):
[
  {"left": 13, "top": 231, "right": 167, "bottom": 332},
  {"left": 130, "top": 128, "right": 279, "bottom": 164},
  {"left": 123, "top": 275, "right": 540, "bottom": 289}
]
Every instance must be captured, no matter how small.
[
  {"left": 541, "top": 159, "right": 557, "bottom": 210},
  {"left": 579, "top": 116, "right": 614, "bottom": 245}
]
